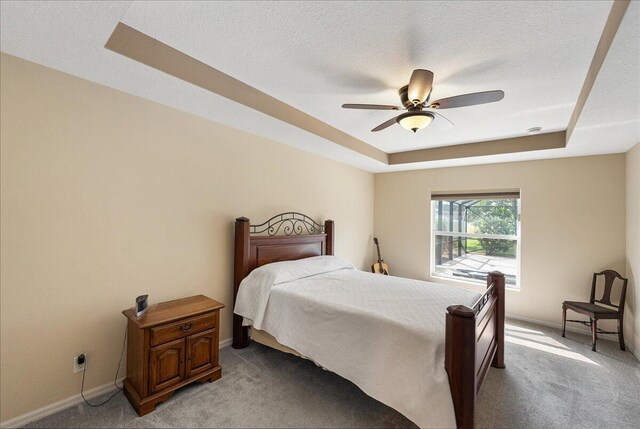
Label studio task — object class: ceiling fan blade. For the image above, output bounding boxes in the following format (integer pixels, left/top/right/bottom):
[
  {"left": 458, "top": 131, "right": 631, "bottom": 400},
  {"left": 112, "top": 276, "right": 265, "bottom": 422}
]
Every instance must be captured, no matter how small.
[
  {"left": 430, "top": 90, "right": 504, "bottom": 109},
  {"left": 342, "top": 103, "right": 402, "bottom": 110},
  {"left": 371, "top": 115, "right": 400, "bottom": 132},
  {"left": 407, "top": 69, "right": 434, "bottom": 104},
  {"left": 430, "top": 111, "right": 454, "bottom": 130}
]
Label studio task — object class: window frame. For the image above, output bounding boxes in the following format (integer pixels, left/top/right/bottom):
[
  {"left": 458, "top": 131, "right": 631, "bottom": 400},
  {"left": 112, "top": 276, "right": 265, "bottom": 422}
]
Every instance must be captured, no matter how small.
[{"left": 429, "top": 196, "right": 521, "bottom": 290}]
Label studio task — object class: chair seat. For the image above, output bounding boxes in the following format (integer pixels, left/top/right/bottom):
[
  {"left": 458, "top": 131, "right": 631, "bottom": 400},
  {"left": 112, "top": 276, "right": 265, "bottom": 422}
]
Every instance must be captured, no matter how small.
[{"left": 563, "top": 301, "right": 620, "bottom": 318}]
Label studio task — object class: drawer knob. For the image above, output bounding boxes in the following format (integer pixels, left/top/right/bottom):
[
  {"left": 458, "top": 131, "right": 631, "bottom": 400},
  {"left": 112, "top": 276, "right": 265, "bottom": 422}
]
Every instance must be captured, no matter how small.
[{"left": 180, "top": 323, "right": 193, "bottom": 331}]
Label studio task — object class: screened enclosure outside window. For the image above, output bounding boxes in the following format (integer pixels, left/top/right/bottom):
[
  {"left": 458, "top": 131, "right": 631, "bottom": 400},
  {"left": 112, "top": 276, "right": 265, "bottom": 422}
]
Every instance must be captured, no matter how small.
[{"left": 431, "top": 192, "right": 520, "bottom": 288}]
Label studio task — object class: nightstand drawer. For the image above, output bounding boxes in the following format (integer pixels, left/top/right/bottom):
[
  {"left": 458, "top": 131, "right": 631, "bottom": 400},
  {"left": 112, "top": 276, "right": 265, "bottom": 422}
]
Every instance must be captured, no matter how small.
[{"left": 151, "top": 312, "right": 217, "bottom": 346}]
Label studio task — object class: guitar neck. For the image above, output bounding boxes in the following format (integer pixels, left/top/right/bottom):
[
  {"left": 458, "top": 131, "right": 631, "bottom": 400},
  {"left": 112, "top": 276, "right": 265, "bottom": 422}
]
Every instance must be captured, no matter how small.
[{"left": 375, "top": 242, "right": 383, "bottom": 264}]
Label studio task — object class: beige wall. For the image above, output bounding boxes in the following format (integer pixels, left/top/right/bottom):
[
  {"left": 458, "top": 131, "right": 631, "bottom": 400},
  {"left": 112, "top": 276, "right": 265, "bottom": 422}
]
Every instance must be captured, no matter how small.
[
  {"left": 0, "top": 53, "right": 374, "bottom": 422},
  {"left": 626, "top": 143, "right": 640, "bottom": 354},
  {"left": 374, "top": 155, "right": 627, "bottom": 330}
]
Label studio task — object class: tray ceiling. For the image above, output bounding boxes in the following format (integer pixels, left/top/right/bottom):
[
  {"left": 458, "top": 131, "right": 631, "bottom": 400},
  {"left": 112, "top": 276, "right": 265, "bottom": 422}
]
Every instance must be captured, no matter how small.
[{"left": 1, "top": 1, "right": 638, "bottom": 172}]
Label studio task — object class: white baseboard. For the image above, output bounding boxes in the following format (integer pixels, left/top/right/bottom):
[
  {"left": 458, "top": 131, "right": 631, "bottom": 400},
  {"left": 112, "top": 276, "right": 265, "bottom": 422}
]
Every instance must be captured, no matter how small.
[
  {"left": 1, "top": 338, "right": 234, "bottom": 428},
  {"left": 219, "top": 337, "right": 233, "bottom": 349},
  {"left": 506, "top": 314, "right": 639, "bottom": 361},
  {"left": 0, "top": 377, "right": 125, "bottom": 429},
  {"left": 628, "top": 342, "right": 640, "bottom": 361}
]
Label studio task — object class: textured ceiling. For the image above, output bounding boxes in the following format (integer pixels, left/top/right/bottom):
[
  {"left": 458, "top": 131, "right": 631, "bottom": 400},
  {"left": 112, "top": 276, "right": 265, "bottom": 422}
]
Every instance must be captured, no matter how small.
[
  {"left": 121, "top": 1, "right": 611, "bottom": 153},
  {"left": 1, "top": 1, "right": 638, "bottom": 172}
]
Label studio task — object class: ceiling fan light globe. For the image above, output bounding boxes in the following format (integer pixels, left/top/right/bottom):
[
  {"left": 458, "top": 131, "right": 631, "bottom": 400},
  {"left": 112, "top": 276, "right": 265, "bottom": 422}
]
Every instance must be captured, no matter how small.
[{"left": 397, "top": 112, "right": 434, "bottom": 132}]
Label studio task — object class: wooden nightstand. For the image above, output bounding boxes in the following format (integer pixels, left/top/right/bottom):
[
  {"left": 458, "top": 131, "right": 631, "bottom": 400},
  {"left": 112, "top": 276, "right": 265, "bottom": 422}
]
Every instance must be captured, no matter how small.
[{"left": 122, "top": 295, "right": 225, "bottom": 416}]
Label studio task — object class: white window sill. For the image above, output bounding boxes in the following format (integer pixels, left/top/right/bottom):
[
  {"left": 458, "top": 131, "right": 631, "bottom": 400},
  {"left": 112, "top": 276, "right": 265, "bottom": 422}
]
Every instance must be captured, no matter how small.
[{"left": 429, "top": 273, "right": 521, "bottom": 291}]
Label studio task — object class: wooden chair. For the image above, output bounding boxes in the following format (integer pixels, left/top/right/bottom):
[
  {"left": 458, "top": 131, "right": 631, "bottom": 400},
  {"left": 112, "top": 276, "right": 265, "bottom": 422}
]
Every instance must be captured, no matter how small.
[{"left": 562, "top": 270, "right": 627, "bottom": 352}]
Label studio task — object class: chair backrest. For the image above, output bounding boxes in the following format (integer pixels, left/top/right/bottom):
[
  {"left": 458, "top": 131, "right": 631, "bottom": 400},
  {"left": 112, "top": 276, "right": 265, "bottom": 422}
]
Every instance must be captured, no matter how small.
[{"left": 590, "top": 270, "right": 628, "bottom": 313}]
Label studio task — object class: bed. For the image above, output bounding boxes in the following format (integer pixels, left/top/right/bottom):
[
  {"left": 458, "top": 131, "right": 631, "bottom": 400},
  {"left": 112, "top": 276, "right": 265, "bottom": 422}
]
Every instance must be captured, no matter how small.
[{"left": 232, "top": 213, "right": 505, "bottom": 429}]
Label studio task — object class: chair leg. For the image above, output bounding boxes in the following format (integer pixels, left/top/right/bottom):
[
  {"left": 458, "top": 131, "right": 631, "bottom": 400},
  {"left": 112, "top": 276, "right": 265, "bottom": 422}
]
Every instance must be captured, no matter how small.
[
  {"left": 561, "top": 306, "right": 566, "bottom": 338},
  {"left": 591, "top": 319, "right": 597, "bottom": 352},
  {"left": 618, "top": 319, "right": 626, "bottom": 351}
]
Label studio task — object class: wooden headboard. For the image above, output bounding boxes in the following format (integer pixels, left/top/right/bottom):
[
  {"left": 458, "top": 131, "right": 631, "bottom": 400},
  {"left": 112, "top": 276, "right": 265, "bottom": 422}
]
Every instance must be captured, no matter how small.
[{"left": 232, "top": 212, "right": 334, "bottom": 348}]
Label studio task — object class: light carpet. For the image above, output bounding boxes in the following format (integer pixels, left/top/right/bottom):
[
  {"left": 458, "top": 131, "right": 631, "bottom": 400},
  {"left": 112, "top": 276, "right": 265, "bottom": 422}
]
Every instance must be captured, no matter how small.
[{"left": 24, "top": 319, "right": 640, "bottom": 428}]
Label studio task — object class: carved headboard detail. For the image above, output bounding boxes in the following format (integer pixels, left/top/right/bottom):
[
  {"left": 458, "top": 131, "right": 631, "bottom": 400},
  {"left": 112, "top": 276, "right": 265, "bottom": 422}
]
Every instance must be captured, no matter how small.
[
  {"left": 249, "top": 212, "right": 325, "bottom": 236},
  {"left": 232, "top": 213, "right": 334, "bottom": 348}
]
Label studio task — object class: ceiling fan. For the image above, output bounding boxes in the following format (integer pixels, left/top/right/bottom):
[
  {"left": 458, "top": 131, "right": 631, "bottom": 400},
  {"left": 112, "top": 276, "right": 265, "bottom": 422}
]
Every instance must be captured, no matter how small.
[{"left": 342, "top": 69, "right": 504, "bottom": 133}]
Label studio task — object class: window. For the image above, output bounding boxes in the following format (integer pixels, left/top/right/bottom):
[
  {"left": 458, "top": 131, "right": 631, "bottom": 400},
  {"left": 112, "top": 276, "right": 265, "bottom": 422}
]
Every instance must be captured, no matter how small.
[{"left": 431, "top": 192, "right": 520, "bottom": 288}]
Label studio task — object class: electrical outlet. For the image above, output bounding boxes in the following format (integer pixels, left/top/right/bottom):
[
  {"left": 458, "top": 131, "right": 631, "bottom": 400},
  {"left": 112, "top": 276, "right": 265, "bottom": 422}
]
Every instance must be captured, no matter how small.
[{"left": 73, "top": 354, "right": 86, "bottom": 373}]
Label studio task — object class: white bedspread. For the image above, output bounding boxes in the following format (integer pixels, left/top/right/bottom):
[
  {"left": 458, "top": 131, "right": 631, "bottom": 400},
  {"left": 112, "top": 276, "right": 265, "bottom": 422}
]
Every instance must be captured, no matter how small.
[{"left": 234, "top": 257, "right": 481, "bottom": 428}]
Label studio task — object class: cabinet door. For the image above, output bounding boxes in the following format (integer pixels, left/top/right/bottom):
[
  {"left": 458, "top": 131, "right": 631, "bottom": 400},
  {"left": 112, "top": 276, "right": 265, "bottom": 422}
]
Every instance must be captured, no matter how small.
[
  {"left": 149, "top": 338, "right": 185, "bottom": 393},
  {"left": 186, "top": 329, "right": 217, "bottom": 378}
]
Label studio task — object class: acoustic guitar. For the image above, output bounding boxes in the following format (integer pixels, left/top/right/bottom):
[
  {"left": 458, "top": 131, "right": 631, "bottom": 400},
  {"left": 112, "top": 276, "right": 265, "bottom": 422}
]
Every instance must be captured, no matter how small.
[{"left": 371, "top": 237, "right": 390, "bottom": 275}]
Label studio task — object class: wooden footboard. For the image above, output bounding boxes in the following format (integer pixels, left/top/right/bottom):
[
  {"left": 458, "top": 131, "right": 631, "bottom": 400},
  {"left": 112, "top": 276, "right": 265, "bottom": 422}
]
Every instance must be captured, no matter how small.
[{"left": 445, "top": 271, "right": 505, "bottom": 429}]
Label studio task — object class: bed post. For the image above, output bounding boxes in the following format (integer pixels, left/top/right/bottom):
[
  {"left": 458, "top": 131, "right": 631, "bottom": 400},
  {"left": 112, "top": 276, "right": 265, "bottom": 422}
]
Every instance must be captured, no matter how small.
[
  {"left": 489, "top": 271, "right": 505, "bottom": 369},
  {"left": 233, "top": 217, "right": 251, "bottom": 349},
  {"left": 324, "top": 220, "right": 334, "bottom": 256},
  {"left": 445, "top": 271, "right": 505, "bottom": 429},
  {"left": 445, "top": 305, "right": 477, "bottom": 429}
]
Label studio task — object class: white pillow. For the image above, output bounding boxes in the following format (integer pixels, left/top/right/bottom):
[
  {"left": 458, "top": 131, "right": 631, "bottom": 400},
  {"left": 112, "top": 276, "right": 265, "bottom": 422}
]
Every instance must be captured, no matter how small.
[{"left": 256, "top": 255, "right": 355, "bottom": 285}]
